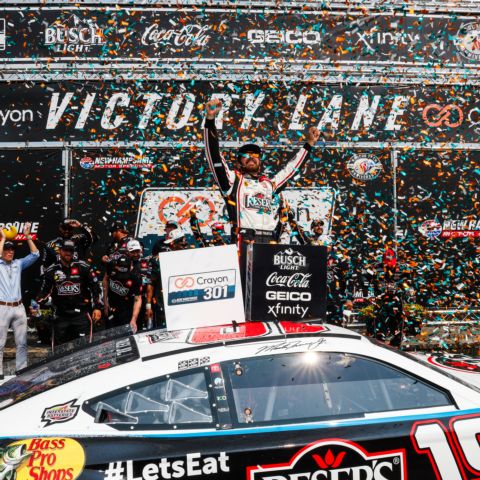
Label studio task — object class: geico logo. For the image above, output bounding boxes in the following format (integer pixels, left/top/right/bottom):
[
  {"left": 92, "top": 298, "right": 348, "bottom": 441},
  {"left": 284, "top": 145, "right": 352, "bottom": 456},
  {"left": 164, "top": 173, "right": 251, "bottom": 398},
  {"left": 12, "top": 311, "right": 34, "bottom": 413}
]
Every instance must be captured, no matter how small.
[
  {"left": 197, "top": 275, "right": 228, "bottom": 286},
  {"left": 57, "top": 283, "right": 81, "bottom": 295},
  {"left": 247, "top": 29, "right": 321, "bottom": 45},
  {"left": 266, "top": 291, "right": 312, "bottom": 301}
]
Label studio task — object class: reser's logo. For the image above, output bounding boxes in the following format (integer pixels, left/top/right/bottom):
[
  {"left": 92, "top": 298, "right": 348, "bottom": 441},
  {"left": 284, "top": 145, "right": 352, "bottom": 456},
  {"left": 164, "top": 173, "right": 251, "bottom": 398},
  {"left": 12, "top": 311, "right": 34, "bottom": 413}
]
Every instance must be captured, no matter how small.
[
  {"left": 247, "top": 439, "right": 405, "bottom": 480},
  {"left": 57, "top": 282, "right": 81, "bottom": 296},
  {"left": 245, "top": 193, "right": 272, "bottom": 212},
  {"left": 248, "top": 29, "right": 321, "bottom": 45},
  {"left": 109, "top": 280, "right": 130, "bottom": 297}
]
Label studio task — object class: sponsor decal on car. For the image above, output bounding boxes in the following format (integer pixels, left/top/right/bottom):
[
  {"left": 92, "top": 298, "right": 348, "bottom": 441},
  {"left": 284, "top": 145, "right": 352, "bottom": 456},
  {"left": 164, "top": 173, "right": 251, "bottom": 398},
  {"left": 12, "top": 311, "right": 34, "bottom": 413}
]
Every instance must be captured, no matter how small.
[
  {"left": 41, "top": 400, "right": 80, "bottom": 427},
  {"left": 427, "top": 353, "right": 480, "bottom": 373},
  {"left": 247, "top": 439, "right": 405, "bottom": 480},
  {"left": 167, "top": 269, "right": 236, "bottom": 306},
  {"left": 2, "top": 438, "right": 85, "bottom": 480},
  {"left": 188, "top": 323, "right": 270, "bottom": 344},
  {"left": 103, "top": 452, "right": 229, "bottom": 480},
  {"left": 178, "top": 356, "right": 210, "bottom": 371}
]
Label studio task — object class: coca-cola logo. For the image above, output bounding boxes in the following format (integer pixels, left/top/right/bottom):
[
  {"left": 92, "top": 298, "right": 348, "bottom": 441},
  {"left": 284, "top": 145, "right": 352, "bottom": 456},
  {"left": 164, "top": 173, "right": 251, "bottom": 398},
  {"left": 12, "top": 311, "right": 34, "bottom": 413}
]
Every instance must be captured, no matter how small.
[
  {"left": 266, "top": 272, "right": 311, "bottom": 288},
  {"left": 141, "top": 24, "right": 211, "bottom": 47},
  {"left": 57, "top": 282, "right": 81, "bottom": 296},
  {"left": 247, "top": 439, "right": 405, "bottom": 480}
]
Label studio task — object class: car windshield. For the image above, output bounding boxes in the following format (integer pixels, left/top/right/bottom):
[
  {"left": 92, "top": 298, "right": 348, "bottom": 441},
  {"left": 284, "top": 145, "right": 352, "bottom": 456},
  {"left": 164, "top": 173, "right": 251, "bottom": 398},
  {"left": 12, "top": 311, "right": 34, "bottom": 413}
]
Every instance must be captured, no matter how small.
[
  {"left": 226, "top": 352, "right": 453, "bottom": 425},
  {"left": 0, "top": 337, "right": 138, "bottom": 410}
]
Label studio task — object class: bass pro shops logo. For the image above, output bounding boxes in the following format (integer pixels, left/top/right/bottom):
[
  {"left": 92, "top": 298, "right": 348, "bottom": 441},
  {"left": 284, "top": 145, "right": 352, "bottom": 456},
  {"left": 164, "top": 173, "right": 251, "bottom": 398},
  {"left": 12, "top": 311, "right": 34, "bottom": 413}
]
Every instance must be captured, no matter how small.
[{"left": 247, "top": 439, "right": 405, "bottom": 480}]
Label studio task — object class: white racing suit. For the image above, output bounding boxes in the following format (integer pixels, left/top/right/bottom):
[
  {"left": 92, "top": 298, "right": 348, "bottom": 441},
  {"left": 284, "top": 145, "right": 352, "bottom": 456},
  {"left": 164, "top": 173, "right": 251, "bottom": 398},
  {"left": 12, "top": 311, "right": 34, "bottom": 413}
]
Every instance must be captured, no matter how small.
[{"left": 204, "top": 118, "right": 312, "bottom": 242}]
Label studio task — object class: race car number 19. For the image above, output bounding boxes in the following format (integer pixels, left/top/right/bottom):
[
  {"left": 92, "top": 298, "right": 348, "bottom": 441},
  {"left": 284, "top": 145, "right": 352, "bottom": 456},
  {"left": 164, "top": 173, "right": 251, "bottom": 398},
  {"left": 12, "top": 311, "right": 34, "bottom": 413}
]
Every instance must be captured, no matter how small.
[{"left": 412, "top": 414, "right": 480, "bottom": 478}]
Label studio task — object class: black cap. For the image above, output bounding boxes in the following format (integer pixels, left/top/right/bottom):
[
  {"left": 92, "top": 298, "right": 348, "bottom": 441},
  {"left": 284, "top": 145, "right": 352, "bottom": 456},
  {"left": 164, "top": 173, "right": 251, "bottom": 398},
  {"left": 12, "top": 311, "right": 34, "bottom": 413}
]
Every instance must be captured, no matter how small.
[
  {"left": 3, "top": 241, "right": 15, "bottom": 250},
  {"left": 238, "top": 143, "right": 262, "bottom": 161},
  {"left": 110, "top": 221, "right": 128, "bottom": 234},
  {"left": 60, "top": 239, "right": 76, "bottom": 251},
  {"left": 165, "top": 220, "right": 179, "bottom": 229},
  {"left": 59, "top": 218, "right": 75, "bottom": 228}
]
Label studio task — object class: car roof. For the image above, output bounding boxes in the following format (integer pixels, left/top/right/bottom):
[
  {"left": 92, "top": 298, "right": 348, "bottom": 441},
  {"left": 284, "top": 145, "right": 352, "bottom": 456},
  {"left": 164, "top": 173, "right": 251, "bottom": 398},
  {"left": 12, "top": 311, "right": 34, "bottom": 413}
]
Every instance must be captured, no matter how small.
[{"left": 133, "top": 321, "right": 363, "bottom": 360}]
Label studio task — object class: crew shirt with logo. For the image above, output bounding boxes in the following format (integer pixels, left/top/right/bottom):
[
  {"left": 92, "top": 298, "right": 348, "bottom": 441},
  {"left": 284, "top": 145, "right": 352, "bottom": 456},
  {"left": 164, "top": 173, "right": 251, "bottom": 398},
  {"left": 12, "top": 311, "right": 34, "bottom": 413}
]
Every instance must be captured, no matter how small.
[
  {"left": 106, "top": 260, "right": 142, "bottom": 312},
  {"left": 37, "top": 260, "right": 102, "bottom": 316}
]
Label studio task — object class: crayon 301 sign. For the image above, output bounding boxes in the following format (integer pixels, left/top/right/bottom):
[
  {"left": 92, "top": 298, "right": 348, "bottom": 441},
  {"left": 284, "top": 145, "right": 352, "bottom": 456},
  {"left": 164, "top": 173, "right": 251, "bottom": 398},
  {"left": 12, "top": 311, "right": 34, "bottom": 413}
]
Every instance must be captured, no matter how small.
[{"left": 4, "top": 438, "right": 85, "bottom": 480}]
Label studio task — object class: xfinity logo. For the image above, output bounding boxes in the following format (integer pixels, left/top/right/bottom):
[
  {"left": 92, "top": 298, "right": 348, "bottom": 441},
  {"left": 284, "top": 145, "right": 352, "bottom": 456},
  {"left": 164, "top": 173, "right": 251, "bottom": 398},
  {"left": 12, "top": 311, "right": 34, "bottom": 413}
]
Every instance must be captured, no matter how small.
[
  {"left": 0, "top": 18, "right": 5, "bottom": 51},
  {"left": 248, "top": 439, "right": 405, "bottom": 480},
  {"left": 45, "top": 14, "right": 106, "bottom": 53},
  {"left": 248, "top": 29, "right": 321, "bottom": 45},
  {"left": 57, "top": 282, "right": 81, "bottom": 295}
]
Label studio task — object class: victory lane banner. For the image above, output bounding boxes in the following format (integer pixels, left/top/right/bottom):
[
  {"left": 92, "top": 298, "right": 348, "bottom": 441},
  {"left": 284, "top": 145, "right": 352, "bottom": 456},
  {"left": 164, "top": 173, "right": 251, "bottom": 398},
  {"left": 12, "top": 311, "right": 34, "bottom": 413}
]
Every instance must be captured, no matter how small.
[
  {"left": 1, "top": 81, "right": 480, "bottom": 144},
  {"left": 160, "top": 245, "right": 245, "bottom": 330},
  {"left": 245, "top": 244, "right": 327, "bottom": 322}
]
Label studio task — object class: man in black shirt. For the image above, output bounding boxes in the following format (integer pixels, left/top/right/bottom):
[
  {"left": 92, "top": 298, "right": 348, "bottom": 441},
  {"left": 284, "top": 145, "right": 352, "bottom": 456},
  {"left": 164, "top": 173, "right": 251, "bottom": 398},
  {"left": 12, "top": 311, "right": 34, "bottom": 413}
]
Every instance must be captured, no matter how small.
[
  {"left": 103, "top": 255, "right": 142, "bottom": 333},
  {"left": 43, "top": 218, "right": 98, "bottom": 269},
  {"left": 36, "top": 239, "right": 102, "bottom": 346},
  {"left": 102, "top": 221, "right": 134, "bottom": 264}
]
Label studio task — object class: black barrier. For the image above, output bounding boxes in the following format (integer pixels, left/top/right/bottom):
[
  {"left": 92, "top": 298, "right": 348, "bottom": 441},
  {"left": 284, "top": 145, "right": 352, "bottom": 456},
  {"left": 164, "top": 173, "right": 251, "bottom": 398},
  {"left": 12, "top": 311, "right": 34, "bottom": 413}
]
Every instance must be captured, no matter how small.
[{"left": 245, "top": 244, "right": 327, "bottom": 321}]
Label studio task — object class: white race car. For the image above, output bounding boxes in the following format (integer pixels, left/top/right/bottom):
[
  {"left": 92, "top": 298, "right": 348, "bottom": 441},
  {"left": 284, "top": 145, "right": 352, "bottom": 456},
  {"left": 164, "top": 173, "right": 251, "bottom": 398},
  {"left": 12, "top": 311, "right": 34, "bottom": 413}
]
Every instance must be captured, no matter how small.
[{"left": 1, "top": 321, "right": 480, "bottom": 480}]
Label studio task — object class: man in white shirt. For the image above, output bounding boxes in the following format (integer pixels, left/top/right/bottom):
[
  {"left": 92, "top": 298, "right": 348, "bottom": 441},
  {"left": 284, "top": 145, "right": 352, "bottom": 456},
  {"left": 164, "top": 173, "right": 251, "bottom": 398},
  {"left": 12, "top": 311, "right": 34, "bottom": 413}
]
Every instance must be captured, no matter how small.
[{"left": 0, "top": 223, "right": 39, "bottom": 379}]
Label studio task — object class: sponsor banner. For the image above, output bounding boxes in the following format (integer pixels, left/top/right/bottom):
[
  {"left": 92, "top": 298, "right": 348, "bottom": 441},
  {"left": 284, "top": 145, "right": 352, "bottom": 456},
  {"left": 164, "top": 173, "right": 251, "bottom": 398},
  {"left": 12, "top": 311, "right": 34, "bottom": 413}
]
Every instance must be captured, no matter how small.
[
  {"left": 246, "top": 244, "right": 327, "bottom": 321},
  {"left": 0, "top": 8, "right": 478, "bottom": 68},
  {"left": 2, "top": 82, "right": 480, "bottom": 143},
  {"left": 160, "top": 245, "right": 245, "bottom": 330},
  {"left": 135, "top": 187, "right": 335, "bottom": 247},
  {"left": 6, "top": 413, "right": 480, "bottom": 478},
  {"left": 78, "top": 154, "right": 153, "bottom": 170},
  {"left": 5, "top": 438, "right": 85, "bottom": 480}
]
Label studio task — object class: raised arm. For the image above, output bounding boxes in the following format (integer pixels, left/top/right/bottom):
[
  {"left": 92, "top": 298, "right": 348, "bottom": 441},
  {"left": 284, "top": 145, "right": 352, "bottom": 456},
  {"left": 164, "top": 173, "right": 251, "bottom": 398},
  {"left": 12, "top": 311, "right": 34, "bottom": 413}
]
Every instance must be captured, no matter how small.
[
  {"left": 204, "top": 98, "right": 236, "bottom": 193},
  {"left": 273, "top": 127, "right": 321, "bottom": 193}
]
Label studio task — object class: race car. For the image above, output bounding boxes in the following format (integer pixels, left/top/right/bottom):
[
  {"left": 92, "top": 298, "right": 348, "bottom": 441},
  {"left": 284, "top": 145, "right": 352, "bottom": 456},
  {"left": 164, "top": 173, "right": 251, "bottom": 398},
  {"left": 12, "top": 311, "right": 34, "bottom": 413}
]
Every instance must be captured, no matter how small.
[{"left": 1, "top": 321, "right": 480, "bottom": 480}]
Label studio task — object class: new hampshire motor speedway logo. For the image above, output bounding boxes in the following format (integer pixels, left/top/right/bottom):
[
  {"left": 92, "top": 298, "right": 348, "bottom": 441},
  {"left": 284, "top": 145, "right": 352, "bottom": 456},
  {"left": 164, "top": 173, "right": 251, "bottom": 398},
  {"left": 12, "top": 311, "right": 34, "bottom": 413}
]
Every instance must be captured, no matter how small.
[
  {"left": 168, "top": 269, "right": 236, "bottom": 306},
  {"left": 79, "top": 156, "right": 153, "bottom": 170},
  {"left": 247, "top": 439, "right": 405, "bottom": 480},
  {"left": 419, "top": 218, "right": 480, "bottom": 239},
  {"left": 347, "top": 154, "right": 383, "bottom": 181}
]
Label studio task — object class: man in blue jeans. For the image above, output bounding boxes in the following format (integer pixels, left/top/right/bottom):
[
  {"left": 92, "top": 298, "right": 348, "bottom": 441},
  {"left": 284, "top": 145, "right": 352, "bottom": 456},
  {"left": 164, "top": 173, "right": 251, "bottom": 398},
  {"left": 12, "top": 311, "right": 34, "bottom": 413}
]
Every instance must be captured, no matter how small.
[{"left": 0, "top": 223, "right": 39, "bottom": 379}]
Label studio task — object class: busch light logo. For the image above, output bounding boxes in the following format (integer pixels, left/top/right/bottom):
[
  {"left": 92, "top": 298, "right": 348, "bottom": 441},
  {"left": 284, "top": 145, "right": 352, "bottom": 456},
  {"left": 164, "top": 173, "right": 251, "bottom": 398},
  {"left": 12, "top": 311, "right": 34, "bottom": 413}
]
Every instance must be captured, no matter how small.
[
  {"left": 245, "top": 193, "right": 272, "bottom": 212},
  {"left": 247, "top": 439, "right": 405, "bottom": 480},
  {"left": 0, "top": 18, "right": 5, "bottom": 51},
  {"left": 273, "top": 248, "right": 307, "bottom": 271},
  {"left": 419, "top": 220, "right": 442, "bottom": 239},
  {"left": 57, "top": 282, "right": 81, "bottom": 295},
  {"left": 347, "top": 154, "right": 383, "bottom": 181},
  {"left": 45, "top": 14, "right": 106, "bottom": 53},
  {"left": 455, "top": 22, "right": 480, "bottom": 62}
]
